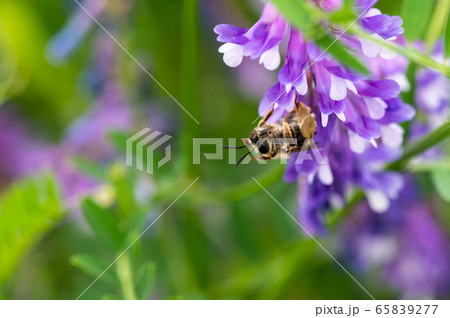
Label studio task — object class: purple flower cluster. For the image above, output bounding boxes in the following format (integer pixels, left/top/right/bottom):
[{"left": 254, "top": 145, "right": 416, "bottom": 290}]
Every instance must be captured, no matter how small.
[{"left": 214, "top": 0, "right": 415, "bottom": 233}]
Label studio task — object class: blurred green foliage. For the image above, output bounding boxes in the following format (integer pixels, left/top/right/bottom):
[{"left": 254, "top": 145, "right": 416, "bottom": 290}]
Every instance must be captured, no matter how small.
[
  {"left": 0, "top": 0, "right": 448, "bottom": 300},
  {"left": 0, "top": 174, "right": 64, "bottom": 289}
]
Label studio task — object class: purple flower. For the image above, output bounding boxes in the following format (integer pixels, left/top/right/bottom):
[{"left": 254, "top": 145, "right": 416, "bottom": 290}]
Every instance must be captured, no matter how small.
[
  {"left": 356, "top": 0, "right": 404, "bottom": 40},
  {"left": 360, "top": 9, "right": 404, "bottom": 39},
  {"left": 278, "top": 29, "right": 309, "bottom": 96},
  {"left": 214, "top": 3, "right": 288, "bottom": 70},
  {"left": 341, "top": 183, "right": 450, "bottom": 298},
  {"left": 215, "top": 1, "right": 414, "bottom": 232},
  {"left": 338, "top": 1, "right": 404, "bottom": 59},
  {"left": 415, "top": 41, "right": 449, "bottom": 121},
  {"left": 367, "top": 36, "right": 410, "bottom": 91}
]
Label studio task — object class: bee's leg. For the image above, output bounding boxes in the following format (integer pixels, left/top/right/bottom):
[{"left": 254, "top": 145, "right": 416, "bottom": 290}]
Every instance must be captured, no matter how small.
[
  {"left": 270, "top": 147, "right": 279, "bottom": 158},
  {"left": 282, "top": 118, "right": 296, "bottom": 153},
  {"left": 258, "top": 108, "right": 274, "bottom": 128},
  {"left": 283, "top": 118, "right": 293, "bottom": 139},
  {"left": 295, "top": 101, "right": 316, "bottom": 139},
  {"left": 287, "top": 141, "right": 321, "bottom": 154}
]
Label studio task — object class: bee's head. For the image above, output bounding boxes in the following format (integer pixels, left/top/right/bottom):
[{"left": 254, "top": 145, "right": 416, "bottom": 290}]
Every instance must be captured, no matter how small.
[{"left": 249, "top": 129, "right": 270, "bottom": 154}]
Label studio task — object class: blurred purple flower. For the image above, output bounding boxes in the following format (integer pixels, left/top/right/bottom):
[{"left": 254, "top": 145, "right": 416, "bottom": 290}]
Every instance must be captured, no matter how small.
[
  {"left": 341, "top": 184, "right": 450, "bottom": 298},
  {"left": 0, "top": 86, "right": 131, "bottom": 203},
  {"left": 0, "top": 109, "right": 50, "bottom": 189},
  {"left": 407, "top": 40, "right": 449, "bottom": 163},
  {"left": 47, "top": 0, "right": 106, "bottom": 63},
  {"left": 367, "top": 36, "right": 410, "bottom": 91},
  {"left": 314, "top": 0, "right": 343, "bottom": 12},
  {"left": 414, "top": 41, "right": 449, "bottom": 124},
  {"left": 65, "top": 81, "right": 132, "bottom": 158}
]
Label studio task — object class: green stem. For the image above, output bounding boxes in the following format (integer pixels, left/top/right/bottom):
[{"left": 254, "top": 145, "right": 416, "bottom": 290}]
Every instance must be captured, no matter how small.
[
  {"left": 180, "top": 0, "right": 200, "bottom": 176},
  {"left": 386, "top": 121, "right": 450, "bottom": 171},
  {"left": 348, "top": 26, "right": 450, "bottom": 76},
  {"left": 425, "top": 0, "right": 450, "bottom": 53},
  {"left": 116, "top": 254, "right": 136, "bottom": 300}
]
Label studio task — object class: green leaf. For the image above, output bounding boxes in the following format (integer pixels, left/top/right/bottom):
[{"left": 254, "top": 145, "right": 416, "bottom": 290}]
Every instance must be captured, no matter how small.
[
  {"left": 101, "top": 294, "right": 122, "bottom": 300},
  {"left": 328, "top": 0, "right": 357, "bottom": 24},
  {"left": 70, "top": 254, "right": 120, "bottom": 285},
  {"left": 314, "top": 29, "right": 370, "bottom": 75},
  {"left": 0, "top": 174, "right": 64, "bottom": 287},
  {"left": 445, "top": 13, "right": 450, "bottom": 59},
  {"left": 401, "top": 0, "right": 434, "bottom": 41},
  {"left": 425, "top": 0, "right": 450, "bottom": 52},
  {"left": 135, "top": 262, "right": 156, "bottom": 300},
  {"left": 81, "top": 199, "right": 124, "bottom": 252},
  {"left": 328, "top": 9, "right": 357, "bottom": 24},
  {"left": 270, "top": 0, "right": 314, "bottom": 33},
  {"left": 431, "top": 170, "right": 450, "bottom": 202}
]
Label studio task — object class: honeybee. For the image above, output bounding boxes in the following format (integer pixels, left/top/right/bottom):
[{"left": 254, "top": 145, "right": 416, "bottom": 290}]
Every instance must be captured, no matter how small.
[{"left": 226, "top": 101, "right": 317, "bottom": 166}]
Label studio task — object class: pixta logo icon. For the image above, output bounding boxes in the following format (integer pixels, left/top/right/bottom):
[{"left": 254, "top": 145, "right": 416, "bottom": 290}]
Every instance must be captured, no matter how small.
[{"left": 126, "top": 128, "right": 172, "bottom": 175}]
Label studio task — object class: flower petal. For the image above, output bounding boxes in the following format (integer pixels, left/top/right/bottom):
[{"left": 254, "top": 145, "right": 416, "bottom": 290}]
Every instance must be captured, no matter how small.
[
  {"left": 366, "top": 189, "right": 390, "bottom": 213},
  {"left": 363, "top": 97, "right": 387, "bottom": 120},
  {"left": 329, "top": 73, "right": 348, "bottom": 101},
  {"left": 360, "top": 35, "right": 382, "bottom": 58},
  {"left": 295, "top": 73, "right": 308, "bottom": 95},
  {"left": 348, "top": 130, "right": 367, "bottom": 153},
  {"left": 318, "top": 160, "right": 334, "bottom": 185},
  {"left": 321, "top": 113, "right": 329, "bottom": 127},
  {"left": 381, "top": 123, "right": 404, "bottom": 148},
  {"left": 219, "top": 43, "right": 244, "bottom": 67},
  {"left": 214, "top": 24, "right": 248, "bottom": 44},
  {"left": 259, "top": 45, "right": 281, "bottom": 70}
]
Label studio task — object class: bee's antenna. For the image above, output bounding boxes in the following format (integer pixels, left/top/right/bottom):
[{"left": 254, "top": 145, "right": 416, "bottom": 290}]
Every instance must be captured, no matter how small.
[
  {"left": 221, "top": 145, "right": 248, "bottom": 149},
  {"left": 236, "top": 151, "right": 252, "bottom": 167}
]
